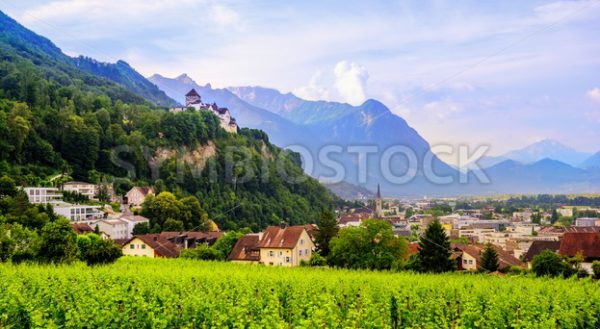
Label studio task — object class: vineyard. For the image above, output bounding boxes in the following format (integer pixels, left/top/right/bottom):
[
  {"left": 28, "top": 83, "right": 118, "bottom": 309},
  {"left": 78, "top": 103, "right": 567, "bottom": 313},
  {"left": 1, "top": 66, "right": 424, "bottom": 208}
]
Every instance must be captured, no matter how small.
[{"left": 0, "top": 258, "right": 599, "bottom": 328}]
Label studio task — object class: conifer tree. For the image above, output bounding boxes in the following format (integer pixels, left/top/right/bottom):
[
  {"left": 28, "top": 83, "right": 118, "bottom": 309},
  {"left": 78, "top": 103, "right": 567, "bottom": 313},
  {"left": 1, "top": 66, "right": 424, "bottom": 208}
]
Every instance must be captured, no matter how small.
[
  {"left": 417, "top": 220, "right": 455, "bottom": 273},
  {"left": 480, "top": 243, "right": 499, "bottom": 272}
]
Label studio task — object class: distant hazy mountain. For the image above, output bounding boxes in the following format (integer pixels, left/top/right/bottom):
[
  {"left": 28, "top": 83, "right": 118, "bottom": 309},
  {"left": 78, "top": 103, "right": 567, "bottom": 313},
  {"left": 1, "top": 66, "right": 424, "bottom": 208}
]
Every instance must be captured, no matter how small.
[
  {"left": 502, "top": 139, "right": 591, "bottom": 166},
  {"left": 581, "top": 151, "right": 600, "bottom": 170},
  {"left": 323, "top": 182, "right": 375, "bottom": 200},
  {"left": 464, "top": 155, "right": 510, "bottom": 170}
]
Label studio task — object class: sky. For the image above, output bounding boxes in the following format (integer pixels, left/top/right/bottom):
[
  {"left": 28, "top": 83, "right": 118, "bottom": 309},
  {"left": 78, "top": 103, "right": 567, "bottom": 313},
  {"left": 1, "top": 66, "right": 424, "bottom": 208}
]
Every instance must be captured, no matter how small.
[{"left": 1, "top": 0, "right": 600, "bottom": 165}]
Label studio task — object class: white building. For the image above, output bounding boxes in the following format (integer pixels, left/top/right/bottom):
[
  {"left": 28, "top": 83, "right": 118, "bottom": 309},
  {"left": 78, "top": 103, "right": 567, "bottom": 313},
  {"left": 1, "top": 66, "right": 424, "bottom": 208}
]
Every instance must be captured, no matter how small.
[
  {"left": 125, "top": 187, "right": 154, "bottom": 207},
  {"left": 575, "top": 217, "right": 600, "bottom": 227},
  {"left": 62, "top": 181, "right": 98, "bottom": 200},
  {"left": 53, "top": 202, "right": 103, "bottom": 224},
  {"left": 169, "top": 89, "right": 238, "bottom": 133},
  {"left": 94, "top": 219, "right": 129, "bottom": 240},
  {"left": 119, "top": 214, "right": 150, "bottom": 239},
  {"left": 23, "top": 187, "right": 62, "bottom": 204}
]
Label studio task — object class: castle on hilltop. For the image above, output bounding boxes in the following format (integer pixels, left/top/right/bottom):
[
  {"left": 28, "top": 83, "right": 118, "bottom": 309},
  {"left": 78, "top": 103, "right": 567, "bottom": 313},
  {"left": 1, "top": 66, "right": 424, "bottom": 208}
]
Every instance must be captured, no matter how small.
[{"left": 170, "top": 89, "right": 238, "bottom": 133}]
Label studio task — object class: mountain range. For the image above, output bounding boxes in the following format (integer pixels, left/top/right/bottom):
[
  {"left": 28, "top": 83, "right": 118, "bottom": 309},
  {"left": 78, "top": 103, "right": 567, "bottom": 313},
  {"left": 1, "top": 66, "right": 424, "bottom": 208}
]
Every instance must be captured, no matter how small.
[{"left": 4, "top": 8, "right": 597, "bottom": 198}]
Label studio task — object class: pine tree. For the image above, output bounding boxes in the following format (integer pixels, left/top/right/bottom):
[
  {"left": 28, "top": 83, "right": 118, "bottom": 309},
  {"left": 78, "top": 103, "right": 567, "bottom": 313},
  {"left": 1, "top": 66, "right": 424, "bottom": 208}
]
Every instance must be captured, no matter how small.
[
  {"left": 417, "top": 220, "right": 455, "bottom": 273},
  {"left": 480, "top": 243, "right": 499, "bottom": 272},
  {"left": 315, "top": 210, "right": 338, "bottom": 257}
]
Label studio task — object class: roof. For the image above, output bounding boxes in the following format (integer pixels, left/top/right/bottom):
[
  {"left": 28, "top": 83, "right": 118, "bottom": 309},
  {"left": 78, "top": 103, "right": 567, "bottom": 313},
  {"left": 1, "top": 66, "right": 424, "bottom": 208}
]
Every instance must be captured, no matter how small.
[
  {"left": 63, "top": 181, "right": 95, "bottom": 186},
  {"left": 120, "top": 214, "right": 150, "bottom": 222},
  {"left": 376, "top": 184, "right": 381, "bottom": 199},
  {"left": 302, "top": 224, "right": 318, "bottom": 240},
  {"left": 228, "top": 234, "right": 260, "bottom": 261},
  {"left": 71, "top": 223, "right": 94, "bottom": 234},
  {"left": 98, "top": 219, "right": 128, "bottom": 226},
  {"left": 559, "top": 232, "right": 600, "bottom": 258},
  {"left": 186, "top": 89, "right": 200, "bottom": 97},
  {"left": 538, "top": 226, "right": 600, "bottom": 234},
  {"left": 407, "top": 242, "right": 419, "bottom": 256},
  {"left": 453, "top": 243, "right": 524, "bottom": 269},
  {"left": 523, "top": 240, "right": 561, "bottom": 262},
  {"left": 127, "top": 186, "right": 154, "bottom": 196},
  {"left": 159, "top": 231, "right": 223, "bottom": 241},
  {"left": 256, "top": 226, "right": 308, "bottom": 249},
  {"left": 126, "top": 234, "right": 180, "bottom": 258}
]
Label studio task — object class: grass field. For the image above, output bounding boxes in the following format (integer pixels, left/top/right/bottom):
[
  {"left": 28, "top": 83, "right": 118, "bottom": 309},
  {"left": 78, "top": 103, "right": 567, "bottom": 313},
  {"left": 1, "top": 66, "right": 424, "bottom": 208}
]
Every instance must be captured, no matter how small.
[{"left": 0, "top": 258, "right": 598, "bottom": 328}]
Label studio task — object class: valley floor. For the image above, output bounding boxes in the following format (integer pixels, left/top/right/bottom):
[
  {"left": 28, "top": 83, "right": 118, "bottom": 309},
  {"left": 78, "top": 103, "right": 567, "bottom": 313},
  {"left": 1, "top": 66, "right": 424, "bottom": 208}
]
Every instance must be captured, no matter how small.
[{"left": 0, "top": 258, "right": 598, "bottom": 328}]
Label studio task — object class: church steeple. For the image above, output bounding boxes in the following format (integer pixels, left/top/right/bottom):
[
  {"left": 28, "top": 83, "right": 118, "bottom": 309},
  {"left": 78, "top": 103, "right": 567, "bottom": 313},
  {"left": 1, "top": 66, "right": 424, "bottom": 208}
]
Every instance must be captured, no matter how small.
[{"left": 375, "top": 184, "right": 383, "bottom": 218}]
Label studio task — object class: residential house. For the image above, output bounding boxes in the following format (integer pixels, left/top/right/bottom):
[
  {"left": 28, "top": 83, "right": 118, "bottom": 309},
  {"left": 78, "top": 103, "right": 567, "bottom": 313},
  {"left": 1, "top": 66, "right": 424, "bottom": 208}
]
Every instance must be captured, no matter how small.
[
  {"left": 119, "top": 214, "right": 150, "bottom": 239},
  {"left": 62, "top": 181, "right": 98, "bottom": 200},
  {"left": 228, "top": 233, "right": 262, "bottom": 263},
  {"left": 71, "top": 223, "right": 94, "bottom": 235},
  {"left": 22, "top": 187, "right": 61, "bottom": 204},
  {"left": 122, "top": 234, "right": 180, "bottom": 258},
  {"left": 125, "top": 187, "right": 154, "bottom": 207},
  {"left": 256, "top": 226, "right": 315, "bottom": 266},
  {"left": 94, "top": 219, "right": 129, "bottom": 240},
  {"left": 453, "top": 243, "right": 523, "bottom": 271},
  {"left": 522, "top": 240, "right": 561, "bottom": 266},
  {"left": 575, "top": 217, "right": 600, "bottom": 227},
  {"left": 159, "top": 231, "right": 223, "bottom": 249},
  {"left": 559, "top": 232, "right": 600, "bottom": 273},
  {"left": 53, "top": 202, "right": 103, "bottom": 224}
]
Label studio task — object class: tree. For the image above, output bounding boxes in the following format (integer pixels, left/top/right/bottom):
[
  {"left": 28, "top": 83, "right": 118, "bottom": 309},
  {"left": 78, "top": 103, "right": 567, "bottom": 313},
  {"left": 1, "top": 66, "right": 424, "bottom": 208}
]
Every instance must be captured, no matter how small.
[
  {"left": 181, "top": 244, "right": 223, "bottom": 260},
  {"left": 163, "top": 219, "right": 184, "bottom": 232},
  {"left": 550, "top": 209, "right": 559, "bottom": 224},
  {"left": 0, "top": 224, "right": 15, "bottom": 262},
  {"left": 0, "top": 175, "right": 17, "bottom": 197},
  {"left": 328, "top": 219, "right": 407, "bottom": 270},
  {"left": 180, "top": 196, "right": 209, "bottom": 231},
  {"left": 79, "top": 234, "right": 122, "bottom": 266},
  {"left": 592, "top": 261, "right": 600, "bottom": 280},
  {"left": 416, "top": 220, "right": 455, "bottom": 273},
  {"left": 480, "top": 244, "right": 499, "bottom": 272},
  {"left": 38, "top": 218, "right": 78, "bottom": 263},
  {"left": 315, "top": 210, "right": 338, "bottom": 256},
  {"left": 404, "top": 207, "right": 414, "bottom": 219},
  {"left": 211, "top": 230, "right": 246, "bottom": 260},
  {"left": 132, "top": 222, "right": 150, "bottom": 235},
  {"left": 8, "top": 223, "right": 40, "bottom": 263},
  {"left": 531, "top": 250, "right": 566, "bottom": 277},
  {"left": 141, "top": 192, "right": 182, "bottom": 228}
]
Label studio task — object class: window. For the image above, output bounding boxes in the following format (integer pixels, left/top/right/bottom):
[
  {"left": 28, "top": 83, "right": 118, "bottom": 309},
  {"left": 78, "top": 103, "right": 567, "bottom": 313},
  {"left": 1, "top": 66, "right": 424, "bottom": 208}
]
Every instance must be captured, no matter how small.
[
  {"left": 299, "top": 250, "right": 302, "bottom": 256},
  {"left": 285, "top": 257, "right": 290, "bottom": 263},
  {"left": 279, "top": 251, "right": 282, "bottom": 256},
  {"left": 300, "top": 239, "right": 304, "bottom": 245},
  {"left": 130, "top": 244, "right": 135, "bottom": 249},
  {"left": 141, "top": 244, "right": 146, "bottom": 249},
  {"left": 269, "top": 251, "right": 274, "bottom": 257},
  {"left": 305, "top": 249, "right": 309, "bottom": 255}
]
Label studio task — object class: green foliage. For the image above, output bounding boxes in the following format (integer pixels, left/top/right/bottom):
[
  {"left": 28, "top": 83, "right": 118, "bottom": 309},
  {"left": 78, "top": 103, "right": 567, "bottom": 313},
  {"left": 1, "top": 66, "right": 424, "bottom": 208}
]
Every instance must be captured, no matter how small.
[
  {"left": 314, "top": 210, "right": 337, "bottom": 256},
  {"left": 416, "top": 220, "right": 455, "bottom": 273},
  {"left": 132, "top": 222, "right": 150, "bottom": 235},
  {"left": 308, "top": 252, "right": 327, "bottom": 267},
  {"left": 531, "top": 250, "right": 566, "bottom": 277},
  {"left": 592, "top": 261, "right": 600, "bottom": 280},
  {"left": 1, "top": 258, "right": 599, "bottom": 327},
  {"left": 211, "top": 230, "right": 247, "bottom": 259},
  {"left": 163, "top": 219, "right": 184, "bottom": 232},
  {"left": 328, "top": 219, "right": 407, "bottom": 270},
  {"left": 480, "top": 244, "right": 499, "bottom": 272},
  {"left": 38, "top": 218, "right": 78, "bottom": 264},
  {"left": 180, "top": 244, "right": 223, "bottom": 261},
  {"left": 77, "top": 234, "right": 122, "bottom": 266}
]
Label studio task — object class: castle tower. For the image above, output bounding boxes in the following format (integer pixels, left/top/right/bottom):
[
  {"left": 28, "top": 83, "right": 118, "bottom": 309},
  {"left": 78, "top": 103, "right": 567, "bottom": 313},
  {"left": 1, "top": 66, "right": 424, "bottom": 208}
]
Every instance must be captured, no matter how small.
[
  {"left": 185, "top": 89, "right": 201, "bottom": 107},
  {"left": 375, "top": 184, "right": 383, "bottom": 218}
]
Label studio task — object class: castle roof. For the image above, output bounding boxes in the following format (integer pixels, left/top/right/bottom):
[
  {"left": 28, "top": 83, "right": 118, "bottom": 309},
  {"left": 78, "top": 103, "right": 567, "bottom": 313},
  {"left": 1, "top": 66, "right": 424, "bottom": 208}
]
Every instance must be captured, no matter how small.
[{"left": 186, "top": 89, "right": 200, "bottom": 97}]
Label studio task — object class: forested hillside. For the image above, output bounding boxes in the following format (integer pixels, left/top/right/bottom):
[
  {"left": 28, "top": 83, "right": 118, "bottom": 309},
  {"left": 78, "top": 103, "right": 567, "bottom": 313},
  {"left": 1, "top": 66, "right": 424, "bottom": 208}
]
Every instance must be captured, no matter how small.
[{"left": 0, "top": 10, "right": 334, "bottom": 231}]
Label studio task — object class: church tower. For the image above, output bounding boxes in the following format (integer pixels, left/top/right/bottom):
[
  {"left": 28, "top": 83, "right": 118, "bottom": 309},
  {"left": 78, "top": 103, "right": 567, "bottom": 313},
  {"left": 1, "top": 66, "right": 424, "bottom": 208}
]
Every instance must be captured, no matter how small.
[{"left": 375, "top": 184, "right": 383, "bottom": 218}]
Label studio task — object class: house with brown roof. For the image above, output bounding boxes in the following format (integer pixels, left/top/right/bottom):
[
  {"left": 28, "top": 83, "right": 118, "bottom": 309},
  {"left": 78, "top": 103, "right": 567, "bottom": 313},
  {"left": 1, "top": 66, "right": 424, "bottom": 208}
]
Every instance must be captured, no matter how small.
[
  {"left": 256, "top": 226, "right": 315, "bottom": 266},
  {"left": 125, "top": 187, "right": 155, "bottom": 207},
  {"left": 122, "top": 234, "right": 180, "bottom": 258},
  {"left": 71, "top": 223, "right": 94, "bottom": 235},
  {"left": 559, "top": 232, "right": 600, "bottom": 273},
  {"left": 228, "top": 233, "right": 261, "bottom": 263},
  {"left": 159, "top": 231, "right": 223, "bottom": 249},
  {"left": 523, "top": 240, "right": 561, "bottom": 264},
  {"left": 452, "top": 243, "right": 524, "bottom": 271}
]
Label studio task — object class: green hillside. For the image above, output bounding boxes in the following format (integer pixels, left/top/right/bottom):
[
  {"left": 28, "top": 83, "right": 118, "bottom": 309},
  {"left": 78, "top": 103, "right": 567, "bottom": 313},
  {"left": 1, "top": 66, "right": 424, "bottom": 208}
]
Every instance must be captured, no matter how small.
[{"left": 0, "top": 10, "right": 334, "bottom": 231}]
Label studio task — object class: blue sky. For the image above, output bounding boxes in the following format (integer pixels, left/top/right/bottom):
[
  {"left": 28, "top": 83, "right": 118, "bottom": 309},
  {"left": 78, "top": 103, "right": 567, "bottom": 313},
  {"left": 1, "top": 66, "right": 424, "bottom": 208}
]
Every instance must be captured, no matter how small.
[{"left": 1, "top": 0, "right": 600, "bottom": 163}]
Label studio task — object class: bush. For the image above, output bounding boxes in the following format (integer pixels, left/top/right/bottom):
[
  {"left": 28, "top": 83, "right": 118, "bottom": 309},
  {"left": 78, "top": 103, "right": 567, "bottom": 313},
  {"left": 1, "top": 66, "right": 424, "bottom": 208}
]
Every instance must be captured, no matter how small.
[
  {"left": 77, "top": 234, "right": 122, "bottom": 266},
  {"left": 592, "top": 261, "right": 600, "bottom": 279},
  {"left": 531, "top": 250, "right": 566, "bottom": 277},
  {"left": 181, "top": 245, "right": 223, "bottom": 260},
  {"left": 309, "top": 252, "right": 327, "bottom": 267}
]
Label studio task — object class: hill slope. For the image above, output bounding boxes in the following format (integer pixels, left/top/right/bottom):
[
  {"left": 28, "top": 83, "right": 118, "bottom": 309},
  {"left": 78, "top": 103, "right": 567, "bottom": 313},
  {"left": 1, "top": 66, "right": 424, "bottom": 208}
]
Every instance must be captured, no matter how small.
[
  {"left": 0, "top": 10, "right": 335, "bottom": 230},
  {"left": 502, "top": 139, "right": 591, "bottom": 166}
]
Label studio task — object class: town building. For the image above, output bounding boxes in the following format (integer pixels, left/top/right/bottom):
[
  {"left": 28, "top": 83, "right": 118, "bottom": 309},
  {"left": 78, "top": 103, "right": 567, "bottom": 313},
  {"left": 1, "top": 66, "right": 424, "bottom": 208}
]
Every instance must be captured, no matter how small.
[
  {"left": 575, "top": 217, "right": 600, "bottom": 227},
  {"left": 53, "top": 202, "right": 103, "bottom": 224},
  {"left": 94, "top": 219, "right": 129, "bottom": 240},
  {"left": 62, "top": 181, "right": 98, "bottom": 200},
  {"left": 559, "top": 232, "right": 600, "bottom": 273},
  {"left": 452, "top": 243, "right": 523, "bottom": 271},
  {"left": 125, "top": 187, "right": 154, "bottom": 207},
  {"left": 375, "top": 184, "right": 383, "bottom": 218},
  {"left": 23, "top": 187, "right": 62, "bottom": 204},
  {"left": 252, "top": 226, "right": 315, "bottom": 266},
  {"left": 121, "top": 234, "right": 180, "bottom": 258},
  {"left": 228, "top": 233, "right": 262, "bottom": 263}
]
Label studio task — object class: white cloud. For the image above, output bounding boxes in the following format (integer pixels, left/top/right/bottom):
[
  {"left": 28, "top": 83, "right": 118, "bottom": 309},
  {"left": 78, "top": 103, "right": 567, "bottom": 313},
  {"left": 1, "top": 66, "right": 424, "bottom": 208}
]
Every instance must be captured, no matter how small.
[
  {"left": 587, "top": 88, "right": 600, "bottom": 104},
  {"left": 209, "top": 4, "right": 243, "bottom": 29},
  {"left": 334, "top": 61, "right": 369, "bottom": 105},
  {"left": 423, "top": 100, "right": 465, "bottom": 120},
  {"left": 293, "top": 71, "right": 330, "bottom": 101}
]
